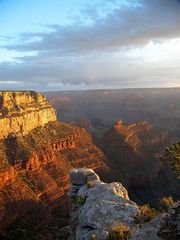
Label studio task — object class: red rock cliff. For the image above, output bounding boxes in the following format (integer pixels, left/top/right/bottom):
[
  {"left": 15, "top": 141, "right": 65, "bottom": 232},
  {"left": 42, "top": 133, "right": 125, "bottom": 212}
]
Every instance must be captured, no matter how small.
[{"left": 0, "top": 91, "right": 108, "bottom": 239}]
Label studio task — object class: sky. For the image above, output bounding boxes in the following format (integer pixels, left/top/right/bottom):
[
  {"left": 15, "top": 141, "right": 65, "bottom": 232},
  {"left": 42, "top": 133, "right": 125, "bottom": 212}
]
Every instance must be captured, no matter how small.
[{"left": 0, "top": 0, "right": 180, "bottom": 91}]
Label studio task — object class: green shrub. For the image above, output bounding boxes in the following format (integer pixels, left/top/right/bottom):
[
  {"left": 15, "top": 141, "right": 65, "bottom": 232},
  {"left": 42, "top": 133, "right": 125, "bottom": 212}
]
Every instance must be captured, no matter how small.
[
  {"left": 159, "top": 196, "right": 175, "bottom": 211},
  {"left": 163, "top": 142, "right": 180, "bottom": 179},
  {"left": 72, "top": 195, "right": 86, "bottom": 205},
  {"left": 134, "top": 204, "right": 160, "bottom": 224},
  {"left": 106, "top": 223, "right": 131, "bottom": 240}
]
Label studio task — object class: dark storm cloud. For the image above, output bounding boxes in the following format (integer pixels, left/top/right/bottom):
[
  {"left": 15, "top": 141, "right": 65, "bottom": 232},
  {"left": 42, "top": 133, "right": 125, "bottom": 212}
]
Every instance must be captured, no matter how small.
[{"left": 1, "top": 0, "right": 180, "bottom": 90}]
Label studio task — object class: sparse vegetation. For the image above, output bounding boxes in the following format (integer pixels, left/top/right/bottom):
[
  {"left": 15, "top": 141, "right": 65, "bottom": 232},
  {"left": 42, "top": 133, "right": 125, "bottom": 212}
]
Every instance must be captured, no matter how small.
[
  {"left": 0, "top": 121, "right": 77, "bottom": 167},
  {"left": 87, "top": 181, "right": 95, "bottom": 188},
  {"left": 159, "top": 196, "right": 175, "bottom": 211},
  {"left": 106, "top": 223, "right": 131, "bottom": 240},
  {"left": 134, "top": 204, "right": 160, "bottom": 224},
  {"left": 72, "top": 195, "right": 86, "bottom": 205},
  {"left": 157, "top": 204, "right": 180, "bottom": 240},
  {"left": 162, "top": 142, "right": 180, "bottom": 179}
]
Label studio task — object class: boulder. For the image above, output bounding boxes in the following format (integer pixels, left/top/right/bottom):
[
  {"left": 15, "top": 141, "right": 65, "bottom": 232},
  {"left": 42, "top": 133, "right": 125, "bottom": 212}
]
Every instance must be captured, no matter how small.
[
  {"left": 70, "top": 168, "right": 100, "bottom": 186},
  {"left": 68, "top": 168, "right": 100, "bottom": 197}
]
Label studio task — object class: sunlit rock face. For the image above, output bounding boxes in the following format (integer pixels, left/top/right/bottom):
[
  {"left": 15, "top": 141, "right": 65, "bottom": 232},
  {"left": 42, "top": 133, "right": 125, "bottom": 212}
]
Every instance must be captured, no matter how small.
[
  {"left": 0, "top": 91, "right": 108, "bottom": 238},
  {"left": 0, "top": 91, "right": 57, "bottom": 139}
]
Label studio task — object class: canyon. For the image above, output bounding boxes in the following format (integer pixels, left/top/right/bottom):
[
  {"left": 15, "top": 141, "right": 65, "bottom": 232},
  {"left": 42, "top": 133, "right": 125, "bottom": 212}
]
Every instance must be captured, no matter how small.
[
  {"left": 101, "top": 120, "right": 179, "bottom": 205},
  {"left": 101, "top": 120, "right": 170, "bottom": 181},
  {"left": 0, "top": 91, "right": 108, "bottom": 239},
  {"left": 46, "top": 88, "right": 180, "bottom": 138},
  {"left": 47, "top": 91, "right": 180, "bottom": 204},
  {"left": 0, "top": 90, "right": 179, "bottom": 239}
]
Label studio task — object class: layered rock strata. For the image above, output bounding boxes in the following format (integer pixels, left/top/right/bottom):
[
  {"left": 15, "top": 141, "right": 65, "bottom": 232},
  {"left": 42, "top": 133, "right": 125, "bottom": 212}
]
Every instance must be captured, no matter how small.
[
  {"left": 101, "top": 120, "right": 180, "bottom": 206},
  {"left": 0, "top": 91, "right": 108, "bottom": 238},
  {"left": 102, "top": 120, "right": 171, "bottom": 187},
  {"left": 0, "top": 91, "right": 56, "bottom": 139}
]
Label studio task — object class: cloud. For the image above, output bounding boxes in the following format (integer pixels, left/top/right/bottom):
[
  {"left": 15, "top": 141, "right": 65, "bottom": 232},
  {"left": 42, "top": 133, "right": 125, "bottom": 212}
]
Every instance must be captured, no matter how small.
[
  {"left": 0, "top": 0, "right": 180, "bottom": 90},
  {"left": 3, "top": 0, "right": 180, "bottom": 54}
]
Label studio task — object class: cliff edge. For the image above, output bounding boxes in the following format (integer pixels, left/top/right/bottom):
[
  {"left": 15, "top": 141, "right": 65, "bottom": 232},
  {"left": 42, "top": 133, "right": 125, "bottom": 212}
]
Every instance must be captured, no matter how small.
[
  {"left": 0, "top": 91, "right": 56, "bottom": 139},
  {"left": 68, "top": 168, "right": 139, "bottom": 239},
  {"left": 68, "top": 168, "right": 180, "bottom": 240}
]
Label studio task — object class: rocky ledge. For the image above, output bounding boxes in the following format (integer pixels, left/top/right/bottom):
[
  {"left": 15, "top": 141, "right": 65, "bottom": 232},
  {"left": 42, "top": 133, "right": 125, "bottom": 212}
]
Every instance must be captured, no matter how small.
[
  {"left": 68, "top": 168, "right": 139, "bottom": 239},
  {"left": 0, "top": 91, "right": 56, "bottom": 139},
  {"left": 68, "top": 168, "right": 180, "bottom": 240}
]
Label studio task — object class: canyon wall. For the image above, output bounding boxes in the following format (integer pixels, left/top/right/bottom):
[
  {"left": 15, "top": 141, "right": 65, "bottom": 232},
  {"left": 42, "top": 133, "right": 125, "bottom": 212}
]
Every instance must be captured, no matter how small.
[
  {"left": 0, "top": 91, "right": 108, "bottom": 239},
  {"left": 0, "top": 91, "right": 57, "bottom": 139},
  {"left": 101, "top": 120, "right": 180, "bottom": 206},
  {"left": 102, "top": 120, "right": 171, "bottom": 176}
]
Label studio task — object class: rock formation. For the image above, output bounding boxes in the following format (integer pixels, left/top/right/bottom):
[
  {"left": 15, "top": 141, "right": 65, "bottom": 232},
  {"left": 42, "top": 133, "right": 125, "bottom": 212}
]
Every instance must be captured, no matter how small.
[
  {"left": 0, "top": 91, "right": 56, "bottom": 139},
  {"left": 102, "top": 120, "right": 171, "bottom": 171},
  {"left": 101, "top": 120, "right": 173, "bottom": 204},
  {"left": 0, "top": 91, "right": 108, "bottom": 239},
  {"left": 68, "top": 168, "right": 180, "bottom": 240}
]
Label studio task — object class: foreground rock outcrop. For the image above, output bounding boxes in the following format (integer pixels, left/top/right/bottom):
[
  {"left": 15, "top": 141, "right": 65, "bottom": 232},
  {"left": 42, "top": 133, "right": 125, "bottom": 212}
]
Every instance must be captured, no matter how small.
[
  {"left": 0, "top": 91, "right": 108, "bottom": 239},
  {"left": 68, "top": 168, "right": 140, "bottom": 239},
  {"left": 68, "top": 169, "right": 180, "bottom": 240}
]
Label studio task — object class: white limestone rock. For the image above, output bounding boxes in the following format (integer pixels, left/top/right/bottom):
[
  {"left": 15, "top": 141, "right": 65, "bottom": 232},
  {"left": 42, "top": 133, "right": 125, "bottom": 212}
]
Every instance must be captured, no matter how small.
[
  {"left": 69, "top": 168, "right": 139, "bottom": 240},
  {"left": 70, "top": 168, "right": 100, "bottom": 186},
  {"left": 131, "top": 215, "right": 164, "bottom": 240}
]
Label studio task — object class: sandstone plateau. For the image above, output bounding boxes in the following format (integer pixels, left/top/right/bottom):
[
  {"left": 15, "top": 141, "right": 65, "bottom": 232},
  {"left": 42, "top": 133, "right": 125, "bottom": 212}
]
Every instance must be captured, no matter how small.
[{"left": 0, "top": 91, "right": 108, "bottom": 239}]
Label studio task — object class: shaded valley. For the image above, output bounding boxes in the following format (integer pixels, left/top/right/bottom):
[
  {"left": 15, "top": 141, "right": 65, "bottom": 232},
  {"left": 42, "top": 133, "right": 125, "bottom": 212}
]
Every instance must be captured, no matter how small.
[
  {"left": 0, "top": 90, "right": 179, "bottom": 239},
  {"left": 46, "top": 89, "right": 180, "bottom": 206}
]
